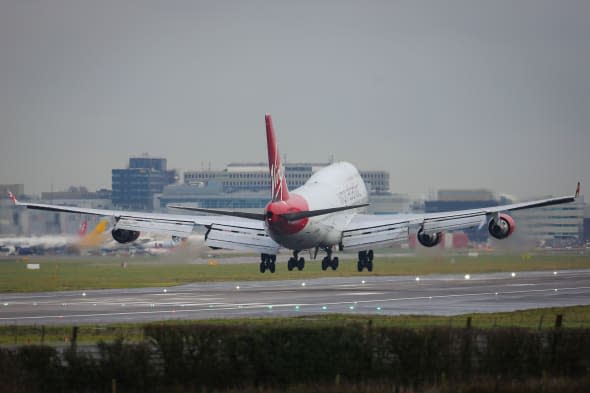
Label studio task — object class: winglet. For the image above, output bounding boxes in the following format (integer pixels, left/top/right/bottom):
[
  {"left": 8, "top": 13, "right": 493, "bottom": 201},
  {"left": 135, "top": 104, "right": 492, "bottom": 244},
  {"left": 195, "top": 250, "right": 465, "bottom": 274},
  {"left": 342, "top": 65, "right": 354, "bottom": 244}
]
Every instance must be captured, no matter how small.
[
  {"left": 266, "top": 113, "right": 290, "bottom": 201},
  {"left": 7, "top": 191, "right": 17, "bottom": 205},
  {"left": 575, "top": 181, "right": 581, "bottom": 198}
]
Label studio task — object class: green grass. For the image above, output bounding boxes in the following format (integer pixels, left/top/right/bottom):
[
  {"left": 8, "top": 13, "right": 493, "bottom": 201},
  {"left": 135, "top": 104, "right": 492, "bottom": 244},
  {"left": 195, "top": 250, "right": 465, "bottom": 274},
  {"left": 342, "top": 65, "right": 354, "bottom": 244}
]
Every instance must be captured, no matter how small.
[
  {"left": 1, "top": 253, "right": 589, "bottom": 292},
  {"left": 1, "top": 305, "right": 589, "bottom": 345}
]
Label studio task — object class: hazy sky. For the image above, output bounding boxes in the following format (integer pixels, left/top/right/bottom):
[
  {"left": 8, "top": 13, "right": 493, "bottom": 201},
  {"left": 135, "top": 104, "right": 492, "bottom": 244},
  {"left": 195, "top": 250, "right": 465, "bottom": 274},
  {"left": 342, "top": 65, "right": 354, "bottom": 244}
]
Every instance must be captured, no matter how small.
[{"left": 1, "top": 0, "right": 588, "bottom": 199}]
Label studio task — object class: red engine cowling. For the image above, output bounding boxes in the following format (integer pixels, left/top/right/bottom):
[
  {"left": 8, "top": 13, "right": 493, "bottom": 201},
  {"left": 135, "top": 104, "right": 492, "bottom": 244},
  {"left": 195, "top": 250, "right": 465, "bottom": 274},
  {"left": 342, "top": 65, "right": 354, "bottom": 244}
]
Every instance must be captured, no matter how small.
[
  {"left": 417, "top": 229, "right": 442, "bottom": 247},
  {"left": 488, "top": 214, "right": 516, "bottom": 239},
  {"left": 111, "top": 229, "right": 140, "bottom": 244}
]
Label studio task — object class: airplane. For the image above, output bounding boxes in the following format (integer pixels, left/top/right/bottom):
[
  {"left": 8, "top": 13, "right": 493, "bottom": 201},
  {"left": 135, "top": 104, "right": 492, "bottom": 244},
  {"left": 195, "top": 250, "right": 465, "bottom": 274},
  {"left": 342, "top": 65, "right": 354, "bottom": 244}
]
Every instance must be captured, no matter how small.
[
  {"left": 0, "top": 219, "right": 110, "bottom": 255},
  {"left": 7, "top": 114, "right": 579, "bottom": 272}
]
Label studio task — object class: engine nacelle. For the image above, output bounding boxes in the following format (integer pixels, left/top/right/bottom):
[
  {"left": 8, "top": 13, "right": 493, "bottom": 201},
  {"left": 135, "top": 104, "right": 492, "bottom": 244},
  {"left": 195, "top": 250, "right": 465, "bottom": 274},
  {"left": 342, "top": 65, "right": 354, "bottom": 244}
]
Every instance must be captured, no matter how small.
[
  {"left": 488, "top": 213, "right": 516, "bottom": 240},
  {"left": 417, "top": 229, "right": 442, "bottom": 247},
  {"left": 111, "top": 229, "right": 140, "bottom": 244}
]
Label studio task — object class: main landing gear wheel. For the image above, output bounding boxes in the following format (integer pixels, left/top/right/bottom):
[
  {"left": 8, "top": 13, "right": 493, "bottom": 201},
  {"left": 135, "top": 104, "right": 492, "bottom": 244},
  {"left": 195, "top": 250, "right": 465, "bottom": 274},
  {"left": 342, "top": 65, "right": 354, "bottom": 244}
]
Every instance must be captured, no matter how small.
[
  {"left": 331, "top": 257, "right": 339, "bottom": 271},
  {"left": 287, "top": 251, "right": 305, "bottom": 271},
  {"left": 321, "top": 247, "right": 340, "bottom": 271},
  {"left": 357, "top": 250, "right": 374, "bottom": 272},
  {"left": 259, "top": 253, "right": 276, "bottom": 273},
  {"left": 297, "top": 257, "right": 305, "bottom": 271}
]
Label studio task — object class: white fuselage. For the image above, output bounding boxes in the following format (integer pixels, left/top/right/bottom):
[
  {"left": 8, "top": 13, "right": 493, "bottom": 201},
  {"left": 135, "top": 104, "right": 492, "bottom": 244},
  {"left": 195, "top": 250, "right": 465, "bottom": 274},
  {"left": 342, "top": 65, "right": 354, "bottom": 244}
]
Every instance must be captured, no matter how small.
[{"left": 265, "top": 162, "right": 368, "bottom": 250}]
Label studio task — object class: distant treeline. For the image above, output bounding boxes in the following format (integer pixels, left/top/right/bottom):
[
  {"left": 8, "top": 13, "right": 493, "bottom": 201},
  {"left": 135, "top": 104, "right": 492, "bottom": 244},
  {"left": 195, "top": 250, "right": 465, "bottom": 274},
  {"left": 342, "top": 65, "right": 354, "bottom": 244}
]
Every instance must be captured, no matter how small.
[{"left": 1, "top": 324, "right": 590, "bottom": 392}]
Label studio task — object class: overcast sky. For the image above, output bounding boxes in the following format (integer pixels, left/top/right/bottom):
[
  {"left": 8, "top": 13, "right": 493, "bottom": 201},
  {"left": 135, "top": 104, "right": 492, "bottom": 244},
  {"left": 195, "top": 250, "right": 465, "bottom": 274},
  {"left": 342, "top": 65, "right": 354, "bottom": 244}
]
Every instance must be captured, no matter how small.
[{"left": 1, "top": 0, "right": 588, "bottom": 199}]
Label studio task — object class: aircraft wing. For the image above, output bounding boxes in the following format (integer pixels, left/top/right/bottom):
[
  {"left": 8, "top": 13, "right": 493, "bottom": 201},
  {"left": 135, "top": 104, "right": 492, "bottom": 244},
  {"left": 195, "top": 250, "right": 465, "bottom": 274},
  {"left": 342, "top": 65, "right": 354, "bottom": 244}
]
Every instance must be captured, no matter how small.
[
  {"left": 10, "top": 199, "right": 280, "bottom": 254},
  {"left": 341, "top": 194, "right": 577, "bottom": 251}
]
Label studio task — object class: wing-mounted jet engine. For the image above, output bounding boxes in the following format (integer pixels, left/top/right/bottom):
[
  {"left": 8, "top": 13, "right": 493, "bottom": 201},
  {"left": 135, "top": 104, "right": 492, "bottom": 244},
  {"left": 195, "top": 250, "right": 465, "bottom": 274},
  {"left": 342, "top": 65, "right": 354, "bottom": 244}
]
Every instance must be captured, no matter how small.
[
  {"left": 417, "top": 229, "right": 442, "bottom": 247},
  {"left": 111, "top": 229, "right": 140, "bottom": 244},
  {"left": 488, "top": 213, "right": 515, "bottom": 239}
]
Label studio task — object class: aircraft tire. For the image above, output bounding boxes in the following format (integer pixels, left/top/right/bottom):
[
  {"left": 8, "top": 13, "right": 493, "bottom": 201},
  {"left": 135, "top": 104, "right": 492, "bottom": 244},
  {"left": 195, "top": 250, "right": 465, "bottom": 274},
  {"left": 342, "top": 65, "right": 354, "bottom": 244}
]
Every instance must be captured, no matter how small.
[
  {"left": 368, "top": 250, "right": 374, "bottom": 262},
  {"left": 297, "top": 257, "right": 305, "bottom": 271},
  {"left": 357, "top": 260, "right": 363, "bottom": 272},
  {"left": 331, "top": 257, "right": 339, "bottom": 270},
  {"left": 259, "top": 261, "right": 266, "bottom": 273},
  {"left": 321, "top": 257, "right": 328, "bottom": 271},
  {"left": 287, "top": 258, "right": 294, "bottom": 271},
  {"left": 269, "top": 261, "right": 276, "bottom": 273},
  {"left": 367, "top": 260, "right": 373, "bottom": 272}
]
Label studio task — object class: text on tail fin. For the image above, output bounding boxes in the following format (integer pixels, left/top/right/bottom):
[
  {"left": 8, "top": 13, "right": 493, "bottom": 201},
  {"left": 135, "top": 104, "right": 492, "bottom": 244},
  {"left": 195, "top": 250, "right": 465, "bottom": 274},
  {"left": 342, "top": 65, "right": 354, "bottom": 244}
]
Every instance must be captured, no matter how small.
[{"left": 265, "top": 113, "right": 289, "bottom": 201}]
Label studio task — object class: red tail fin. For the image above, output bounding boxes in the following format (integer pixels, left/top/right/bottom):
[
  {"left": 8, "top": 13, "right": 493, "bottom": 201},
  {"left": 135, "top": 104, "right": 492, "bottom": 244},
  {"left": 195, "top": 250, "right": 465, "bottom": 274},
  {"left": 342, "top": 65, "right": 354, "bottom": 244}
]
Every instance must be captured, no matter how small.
[
  {"left": 7, "top": 191, "right": 17, "bottom": 205},
  {"left": 78, "top": 220, "right": 88, "bottom": 237},
  {"left": 266, "top": 113, "right": 289, "bottom": 201}
]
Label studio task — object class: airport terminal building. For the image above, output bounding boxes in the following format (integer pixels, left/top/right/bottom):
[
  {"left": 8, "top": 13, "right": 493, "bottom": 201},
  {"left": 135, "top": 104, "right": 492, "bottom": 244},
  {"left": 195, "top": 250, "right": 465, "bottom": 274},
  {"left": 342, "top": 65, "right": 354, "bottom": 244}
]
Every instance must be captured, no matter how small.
[
  {"left": 425, "top": 189, "right": 585, "bottom": 247},
  {"left": 183, "top": 162, "right": 390, "bottom": 194},
  {"left": 159, "top": 162, "right": 415, "bottom": 214},
  {"left": 511, "top": 196, "right": 585, "bottom": 247},
  {"left": 0, "top": 185, "right": 112, "bottom": 237}
]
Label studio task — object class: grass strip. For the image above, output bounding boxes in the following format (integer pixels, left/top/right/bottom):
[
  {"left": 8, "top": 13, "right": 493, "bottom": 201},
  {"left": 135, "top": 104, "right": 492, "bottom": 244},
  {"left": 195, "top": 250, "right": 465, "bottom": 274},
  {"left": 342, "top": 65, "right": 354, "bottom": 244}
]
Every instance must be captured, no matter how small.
[
  {"left": 1, "top": 304, "right": 589, "bottom": 345},
  {"left": 1, "top": 254, "right": 589, "bottom": 292}
]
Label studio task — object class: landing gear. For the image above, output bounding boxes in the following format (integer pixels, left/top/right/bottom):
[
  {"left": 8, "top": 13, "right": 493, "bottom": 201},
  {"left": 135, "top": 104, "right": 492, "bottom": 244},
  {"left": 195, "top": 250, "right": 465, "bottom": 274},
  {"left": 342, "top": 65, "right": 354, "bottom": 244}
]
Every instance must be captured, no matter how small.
[
  {"left": 321, "top": 247, "right": 339, "bottom": 271},
  {"left": 287, "top": 251, "right": 305, "bottom": 271},
  {"left": 357, "top": 250, "right": 374, "bottom": 272},
  {"left": 259, "top": 253, "right": 277, "bottom": 273}
]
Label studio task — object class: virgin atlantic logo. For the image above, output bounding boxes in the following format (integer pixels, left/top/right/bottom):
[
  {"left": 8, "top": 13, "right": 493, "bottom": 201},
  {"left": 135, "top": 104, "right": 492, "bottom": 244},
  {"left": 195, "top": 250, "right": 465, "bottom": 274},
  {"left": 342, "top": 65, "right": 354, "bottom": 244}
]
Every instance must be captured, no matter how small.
[{"left": 270, "top": 159, "right": 285, "bottom": 200}]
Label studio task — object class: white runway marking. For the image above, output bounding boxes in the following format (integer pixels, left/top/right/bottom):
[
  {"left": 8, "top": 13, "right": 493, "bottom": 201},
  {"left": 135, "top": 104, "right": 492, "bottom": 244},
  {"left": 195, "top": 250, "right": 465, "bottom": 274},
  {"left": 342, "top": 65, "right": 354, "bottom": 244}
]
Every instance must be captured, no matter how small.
[
  {"left": 342, "top": 292, "right": 385, "bottom": 296},
  {"left": 2, "top": 285, "right": 589, "bottom": 322},
  {"left": 2, "top": 270, "right": 590, "bottom": 324}
]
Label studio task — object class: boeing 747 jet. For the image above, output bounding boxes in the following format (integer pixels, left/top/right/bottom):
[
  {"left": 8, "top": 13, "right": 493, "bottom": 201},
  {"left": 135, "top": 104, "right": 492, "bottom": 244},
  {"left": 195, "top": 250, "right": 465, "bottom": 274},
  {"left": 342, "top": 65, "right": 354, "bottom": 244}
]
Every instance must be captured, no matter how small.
[{"left": 9, "top": 114, "right": 579, "bottom": 273}]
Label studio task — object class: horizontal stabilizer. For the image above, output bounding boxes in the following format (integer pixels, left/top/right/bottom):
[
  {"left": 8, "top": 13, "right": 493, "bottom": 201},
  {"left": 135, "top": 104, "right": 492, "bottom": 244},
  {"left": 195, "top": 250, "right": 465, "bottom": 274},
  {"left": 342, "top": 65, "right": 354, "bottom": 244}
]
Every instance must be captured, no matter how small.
[
  {"left": 280, "top": 204, "right": 369, "bottom": 221},
  {"left": 168, "top": 205, "right": 266, "bottom": 221}
]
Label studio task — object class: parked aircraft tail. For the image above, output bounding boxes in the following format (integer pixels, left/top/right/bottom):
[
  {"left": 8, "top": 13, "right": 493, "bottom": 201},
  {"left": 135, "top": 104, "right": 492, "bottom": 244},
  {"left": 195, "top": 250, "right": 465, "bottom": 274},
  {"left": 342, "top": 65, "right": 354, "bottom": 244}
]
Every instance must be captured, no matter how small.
[
  {"left": 78, "top": 220, "right": 88, "bottom": 237},
  {"left": 77, "top": 219, "right": 110, "bottom": 248}
]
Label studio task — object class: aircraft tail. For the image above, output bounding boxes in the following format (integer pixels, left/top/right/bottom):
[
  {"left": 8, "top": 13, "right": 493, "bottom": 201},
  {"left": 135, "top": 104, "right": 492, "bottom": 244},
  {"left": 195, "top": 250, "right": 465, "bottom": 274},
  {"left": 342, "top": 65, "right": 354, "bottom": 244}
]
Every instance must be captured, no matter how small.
[
  {"left": 266, "top": 113, "right": 290, "bottom": 201},
  {"left": 77, "top": 219, "right": 110, "bottom": 248},
  {"left": 78, "top": 220, "right": 88, "bottom": 237}
]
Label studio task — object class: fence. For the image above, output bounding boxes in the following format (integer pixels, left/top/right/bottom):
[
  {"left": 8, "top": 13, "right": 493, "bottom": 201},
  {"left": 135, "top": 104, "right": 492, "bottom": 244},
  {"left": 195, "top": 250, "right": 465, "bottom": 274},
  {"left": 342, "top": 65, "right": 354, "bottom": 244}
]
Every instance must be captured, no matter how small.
[{"left": 1, "top": 322, "right": 590, "bottom": 392}]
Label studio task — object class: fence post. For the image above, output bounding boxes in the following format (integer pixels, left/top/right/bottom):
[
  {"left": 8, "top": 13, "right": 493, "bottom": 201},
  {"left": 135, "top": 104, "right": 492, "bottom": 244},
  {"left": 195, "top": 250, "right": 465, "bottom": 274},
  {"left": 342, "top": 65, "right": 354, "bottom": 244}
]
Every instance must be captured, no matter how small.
[
  {"left": 554, "top": 314, "right": 563, "bottom": 329},
  {"left": 71, "top": 326, "right": 79, "bottom": 351},
  {"left": 537, "top": 315, "right": 544, "bottom": 330}
]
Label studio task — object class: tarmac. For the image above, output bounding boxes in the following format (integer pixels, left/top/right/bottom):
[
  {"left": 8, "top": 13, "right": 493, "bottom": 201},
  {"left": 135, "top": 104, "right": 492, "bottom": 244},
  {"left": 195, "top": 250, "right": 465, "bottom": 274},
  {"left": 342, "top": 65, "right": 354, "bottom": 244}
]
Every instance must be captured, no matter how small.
[{"left": 1, "top": 269, "right": 590, "bottom": 325}]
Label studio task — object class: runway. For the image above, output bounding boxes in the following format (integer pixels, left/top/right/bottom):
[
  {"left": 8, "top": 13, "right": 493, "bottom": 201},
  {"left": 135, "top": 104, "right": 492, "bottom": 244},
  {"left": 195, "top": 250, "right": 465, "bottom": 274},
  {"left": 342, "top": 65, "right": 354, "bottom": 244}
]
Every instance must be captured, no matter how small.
[{"left": 1, "top": 269, "right": 590, "bottom": 325}]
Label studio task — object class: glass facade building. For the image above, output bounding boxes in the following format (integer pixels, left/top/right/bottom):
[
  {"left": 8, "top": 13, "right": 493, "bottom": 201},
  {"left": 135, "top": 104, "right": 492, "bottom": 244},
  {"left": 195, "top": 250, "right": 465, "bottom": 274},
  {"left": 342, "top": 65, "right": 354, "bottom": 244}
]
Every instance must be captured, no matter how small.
[
  {"left": 184, "top": 162, "right": 390, "bottom": 194},
  {"left": 112, "top": 157, "right": 177, "bottom": 210}
]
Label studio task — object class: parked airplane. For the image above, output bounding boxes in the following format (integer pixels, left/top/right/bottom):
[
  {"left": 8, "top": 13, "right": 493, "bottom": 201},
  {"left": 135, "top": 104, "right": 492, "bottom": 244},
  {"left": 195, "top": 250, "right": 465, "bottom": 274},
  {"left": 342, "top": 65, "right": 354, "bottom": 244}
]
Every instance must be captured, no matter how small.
[
  {"left": 8, "top": 114, "right": 579, "bottom": 272},
  {"left": 0, "top": 219, "right": 110, "bottom": 255}
]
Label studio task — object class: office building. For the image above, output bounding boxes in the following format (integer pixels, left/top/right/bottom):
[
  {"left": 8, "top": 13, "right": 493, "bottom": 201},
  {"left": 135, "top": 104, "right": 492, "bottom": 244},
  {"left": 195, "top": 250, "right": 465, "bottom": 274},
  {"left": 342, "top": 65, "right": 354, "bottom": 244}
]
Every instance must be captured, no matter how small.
[
  {"left": 161, "top": 162, "right": 404, "bottom": 214},
  {"left": 112, "top": 156, "right": 177, "bottom": 210}
]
